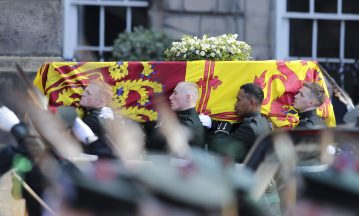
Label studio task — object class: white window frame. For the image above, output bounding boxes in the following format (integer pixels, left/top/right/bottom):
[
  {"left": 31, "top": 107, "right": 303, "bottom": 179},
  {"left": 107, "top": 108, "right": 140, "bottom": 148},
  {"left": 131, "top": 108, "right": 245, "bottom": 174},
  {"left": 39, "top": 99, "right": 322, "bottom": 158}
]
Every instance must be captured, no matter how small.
[
  {"left": 275, "top": 0, "right": 359, "bottom": 64},
  {"left": 63, "top": 0, "right": 149, "bottom": 61}
]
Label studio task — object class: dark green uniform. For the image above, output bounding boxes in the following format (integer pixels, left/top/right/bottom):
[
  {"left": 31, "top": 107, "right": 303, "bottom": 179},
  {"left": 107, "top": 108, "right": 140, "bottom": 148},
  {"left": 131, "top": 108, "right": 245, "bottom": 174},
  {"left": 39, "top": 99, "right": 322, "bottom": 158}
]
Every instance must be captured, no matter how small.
[
  {"left": 209, "top": 112, "right": 271, "bottom": 163},
  {"left": 82, "top": 108, "right": 116, "bottom": 158},
  {"left": 177, "top": 108, "right": 206, "bottom": 148},
  {"left": 144, "top": 108, "right": 206, "bottom": 151},
  {"left": 296, "top": 109, "right": 325, "bottom": 129}
]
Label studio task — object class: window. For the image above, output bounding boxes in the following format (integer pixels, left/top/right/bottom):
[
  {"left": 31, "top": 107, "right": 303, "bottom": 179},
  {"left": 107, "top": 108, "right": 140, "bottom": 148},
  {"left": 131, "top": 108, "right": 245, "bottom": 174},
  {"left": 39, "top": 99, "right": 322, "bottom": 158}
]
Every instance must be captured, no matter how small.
[
  {"left": 276, "top": 0, "right": 359, "bottom": 63},
  {"left": 63, "top": 0, "right": 149, "bottom": 61},
  {"left": 276, "top": 0, "right": 359, "bottom": 102}
]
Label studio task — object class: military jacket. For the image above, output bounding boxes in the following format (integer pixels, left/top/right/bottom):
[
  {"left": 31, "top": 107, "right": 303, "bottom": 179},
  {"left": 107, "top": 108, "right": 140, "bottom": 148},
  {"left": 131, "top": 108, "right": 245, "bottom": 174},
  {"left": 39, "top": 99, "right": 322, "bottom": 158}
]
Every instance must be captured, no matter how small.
[
  {"left": 209, "top": 112, "right": 271, "bottom": 163},
  {"left": 296, "top": 110, "right": 325, "bottom": 129},
  {"left": 82, "top": 108, "right": 116, "bottom": 158},
  {"left": 177, "top": 108, "right": 206, "bottom": 148},
  {"left": 144, "top": 108, "right": 206, "bottom": 151}
]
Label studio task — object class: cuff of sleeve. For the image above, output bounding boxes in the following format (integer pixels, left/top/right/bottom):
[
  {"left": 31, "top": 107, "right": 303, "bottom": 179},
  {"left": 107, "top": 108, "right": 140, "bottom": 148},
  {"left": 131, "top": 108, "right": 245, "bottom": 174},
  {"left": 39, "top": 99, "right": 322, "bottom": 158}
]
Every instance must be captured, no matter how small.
[{"left": 84, "top": 135, "right": 98, "bottom": 145}]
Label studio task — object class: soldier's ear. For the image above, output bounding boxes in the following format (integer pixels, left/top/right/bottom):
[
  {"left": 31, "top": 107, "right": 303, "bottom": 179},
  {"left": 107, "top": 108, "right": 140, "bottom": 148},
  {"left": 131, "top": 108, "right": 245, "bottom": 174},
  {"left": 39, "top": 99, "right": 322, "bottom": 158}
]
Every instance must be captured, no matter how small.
[
  {"left": 186, "top": 94, "right": 192, "bottom": 101},
  {"left": 308, "top": 99, "right": 316, "bottom": 107},
  {"left": 250, "top": 98, "right": 257, "bottom": 107}
]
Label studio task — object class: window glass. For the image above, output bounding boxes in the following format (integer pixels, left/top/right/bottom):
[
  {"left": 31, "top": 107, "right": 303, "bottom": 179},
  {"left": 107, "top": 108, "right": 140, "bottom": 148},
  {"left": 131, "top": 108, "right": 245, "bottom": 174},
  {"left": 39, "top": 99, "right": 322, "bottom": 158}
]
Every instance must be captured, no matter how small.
[
  {"left": 81, "top": 6, "right": 99, "bottom": 46},
  {"left": 343, "top": 0, "right": 359, "bottom": 14},
  {"left": 131, "top": 7, "right": 149, "bottom": 30},
  {"left": 289, "top": 19, "right": 312, "bottom": 57},
  {"left": 315, "top": 0, "right": 337, "bottom": 13},
  {"left": 287, "top": 0, "right": 309, "bottom": 12},
  {"left": 317, "top": 20, "right": 340, "bottom": 58},
  {"left": 104, "top": 6, "right": 148, "bottom": 46},
  {"left": 343, "top": 63, "right": 359, "bottom": 104},
  {"left": 345, "top": 21, "right": 359, "bottom": 59},
  {"left": 105, "top": 7, "right": 127, "bottom": 46}
]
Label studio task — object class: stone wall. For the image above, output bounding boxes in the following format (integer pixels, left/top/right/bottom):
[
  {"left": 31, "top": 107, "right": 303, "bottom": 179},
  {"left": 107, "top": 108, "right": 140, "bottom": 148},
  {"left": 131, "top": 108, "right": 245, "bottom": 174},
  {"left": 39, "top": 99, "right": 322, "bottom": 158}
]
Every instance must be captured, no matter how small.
[
  {"left": 244, "top": 0, "right": 274, "bottom": 59},
  {"left": 150, "top": 0, "right": 245, "bottom": 39},
  {"left": 149, "top": 0, "right": 274, "bottom": 60},
  {"left": 0, "top": 0, "right": 63, "bottom": 73}
]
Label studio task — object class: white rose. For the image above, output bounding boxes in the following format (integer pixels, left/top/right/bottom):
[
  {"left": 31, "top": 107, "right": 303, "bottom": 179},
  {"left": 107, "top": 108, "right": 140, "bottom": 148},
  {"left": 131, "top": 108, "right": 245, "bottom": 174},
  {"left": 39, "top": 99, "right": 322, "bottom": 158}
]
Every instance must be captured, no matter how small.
[
  {"left": 210, "top": 52, "right": 215, "bottom": 57},
  {"left": 200, "top": 51, "right": 205, "bottom": 56}
]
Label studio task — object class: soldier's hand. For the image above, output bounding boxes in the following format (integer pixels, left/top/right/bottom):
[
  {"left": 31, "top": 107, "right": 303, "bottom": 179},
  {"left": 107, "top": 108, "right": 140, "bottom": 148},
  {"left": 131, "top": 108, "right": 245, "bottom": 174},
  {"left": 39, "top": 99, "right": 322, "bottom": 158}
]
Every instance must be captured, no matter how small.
[
  {"left": 214, "top": 121, "right": 232, "bottom": 135},
  {"left": 72, "top": 117, "right": 98, "bottom": 144},
  {"left": 100, "top": 107, "right": 114, "bottom": 120},
  {"left": 199, "top": 114, "right": 212, "bottom": 128},
  {"left": 0, "top": 106, "right": 20, "bottom": 132}
]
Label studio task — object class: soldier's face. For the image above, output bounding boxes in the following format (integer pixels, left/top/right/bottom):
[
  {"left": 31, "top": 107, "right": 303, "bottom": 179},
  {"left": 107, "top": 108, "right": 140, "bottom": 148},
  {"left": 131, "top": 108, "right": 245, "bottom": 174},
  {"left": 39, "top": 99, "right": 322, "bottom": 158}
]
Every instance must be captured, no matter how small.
[
  {"left": 169, "top": 86, "right": 188, "bottom": 111},
  {"left": 234, "top": 89, "right": 252, "bottom": 116},
  {"left": 293, "top": 86, "right": 313, "bottom": 112},
  {"left": 79, "top": 85, "right": 102, "bottom": 108}
]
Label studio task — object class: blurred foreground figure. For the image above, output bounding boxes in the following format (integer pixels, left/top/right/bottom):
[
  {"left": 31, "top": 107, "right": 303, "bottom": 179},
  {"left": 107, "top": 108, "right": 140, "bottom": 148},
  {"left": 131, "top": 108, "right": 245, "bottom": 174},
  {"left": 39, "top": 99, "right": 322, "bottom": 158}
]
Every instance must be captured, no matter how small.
[
  {"left": 0, "top": 105, "right": 106, "bottom": 215},
  {"left": 144, "top": 81, "right": 205, "bottom": 152},
  {"left": 200, "top": 83, "right": 271, "bottom": 163},
  {"left": 343, "top": 104, "right": 359, "bottom": 127},
  {"left": 135, "top": 149, "right": 264, "bottom": 216},
  {"left": 296, "top": 137, "right": 359, "bottom": 216},
  {"left": 293, "top": 82, "right": 326, "bottom": 128},
  {"left": 0, "top": 106, "right": 46, "bottom": 216},
  {"left": 56, "top": 160, "right": 140, "bottom": 216}
]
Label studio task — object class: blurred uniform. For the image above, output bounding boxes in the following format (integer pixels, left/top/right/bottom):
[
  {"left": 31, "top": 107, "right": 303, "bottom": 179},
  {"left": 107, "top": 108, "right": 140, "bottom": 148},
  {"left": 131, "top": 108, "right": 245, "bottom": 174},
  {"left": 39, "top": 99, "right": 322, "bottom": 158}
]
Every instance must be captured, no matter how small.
[
  {"left": 0, "top": 122, "right": 46, "bottom": 216},
  {"left": 58, "top": 160, "right": 140, "bottom": 216},
  {"left": 134, "top": 149, "right": 265, "bottom": 216},
  {"left": 343, "top": 104, "right": 359, "bottom": 127}
]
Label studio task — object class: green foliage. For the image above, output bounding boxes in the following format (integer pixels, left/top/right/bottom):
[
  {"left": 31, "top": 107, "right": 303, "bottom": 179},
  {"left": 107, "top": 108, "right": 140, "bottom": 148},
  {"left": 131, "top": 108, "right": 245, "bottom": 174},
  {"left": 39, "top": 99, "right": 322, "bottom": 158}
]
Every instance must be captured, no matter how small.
[
  {"left": 112, "top": 26, "right": 172, "bottom": 61},
  {"left": 164, "top": 34, "right": 252, "bottom": 61}
]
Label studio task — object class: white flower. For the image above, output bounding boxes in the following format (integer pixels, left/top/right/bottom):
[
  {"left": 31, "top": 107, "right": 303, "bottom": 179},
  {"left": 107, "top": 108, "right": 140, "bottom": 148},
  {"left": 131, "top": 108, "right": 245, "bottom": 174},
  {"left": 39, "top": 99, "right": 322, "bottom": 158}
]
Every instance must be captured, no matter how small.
[{"left": 164, "top": 34, "right": 252, "bottom": 61}]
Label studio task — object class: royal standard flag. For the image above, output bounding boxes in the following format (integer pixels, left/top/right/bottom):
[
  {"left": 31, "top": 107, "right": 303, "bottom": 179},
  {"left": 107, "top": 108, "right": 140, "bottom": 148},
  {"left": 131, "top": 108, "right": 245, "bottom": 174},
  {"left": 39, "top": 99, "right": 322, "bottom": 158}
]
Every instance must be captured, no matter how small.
[{"left": 34, "top": 60, "right": 335, "bottom": 128}]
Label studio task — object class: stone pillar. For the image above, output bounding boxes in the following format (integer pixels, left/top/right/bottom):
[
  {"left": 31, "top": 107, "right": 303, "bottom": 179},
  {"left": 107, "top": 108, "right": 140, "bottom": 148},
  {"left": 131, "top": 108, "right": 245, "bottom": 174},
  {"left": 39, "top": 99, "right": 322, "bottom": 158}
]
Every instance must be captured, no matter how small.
[{"left": 243, "top": 0, "right": 273, "bottom": 59}]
